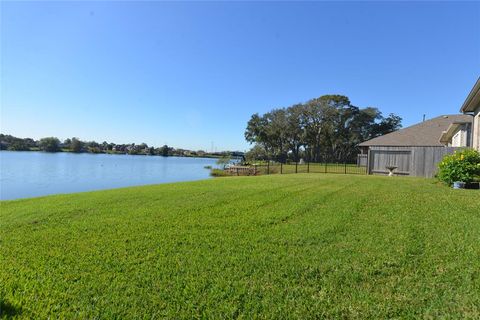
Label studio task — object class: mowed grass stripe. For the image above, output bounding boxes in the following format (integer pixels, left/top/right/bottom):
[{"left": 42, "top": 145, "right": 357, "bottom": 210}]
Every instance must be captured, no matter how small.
[{"left": 1, "top": 174, "right": 479, "bottom": 319}]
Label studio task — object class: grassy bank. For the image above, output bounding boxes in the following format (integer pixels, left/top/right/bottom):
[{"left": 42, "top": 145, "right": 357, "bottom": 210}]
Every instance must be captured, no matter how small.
[{"left": 1, "top": 174, "right": 479, "bottom": 318}]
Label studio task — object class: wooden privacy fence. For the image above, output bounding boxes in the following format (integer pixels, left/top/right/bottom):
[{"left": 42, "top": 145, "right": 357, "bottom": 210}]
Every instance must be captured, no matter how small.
[{"left": 367, "top": 146, "right": 459, "bottom": 178}]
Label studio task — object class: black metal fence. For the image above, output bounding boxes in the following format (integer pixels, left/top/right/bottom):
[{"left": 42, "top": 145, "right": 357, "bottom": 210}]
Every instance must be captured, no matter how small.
[{"left": 226, "top": 161, "right": 367, "bottom": 176}]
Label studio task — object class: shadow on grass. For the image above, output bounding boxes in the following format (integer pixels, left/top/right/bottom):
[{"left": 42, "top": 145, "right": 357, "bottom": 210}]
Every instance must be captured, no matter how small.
[{"left": 0, "top": 300, "right": 22, "bottom": 318}]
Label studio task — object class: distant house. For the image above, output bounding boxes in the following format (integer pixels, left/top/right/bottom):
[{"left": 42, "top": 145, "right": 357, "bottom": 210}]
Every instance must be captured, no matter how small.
[
  {"left": 359, "top": 115, "right": 472, "bottom": 177},
  {"left": 459, "top": 77, "right": 480, "bottom": 150}
]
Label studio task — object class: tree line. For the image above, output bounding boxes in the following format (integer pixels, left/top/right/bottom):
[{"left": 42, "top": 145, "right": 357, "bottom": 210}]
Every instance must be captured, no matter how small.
[
  {"left": 0, "top": 134, "right": 240, "bottom": 158},
  {"left": 245, "top": 95, "right": 402, "bottom": 163}
]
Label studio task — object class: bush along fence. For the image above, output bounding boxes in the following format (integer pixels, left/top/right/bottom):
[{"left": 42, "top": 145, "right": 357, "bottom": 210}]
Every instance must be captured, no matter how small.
[{"left": 223, "top": 161, "right": 367, "bottom": 176}]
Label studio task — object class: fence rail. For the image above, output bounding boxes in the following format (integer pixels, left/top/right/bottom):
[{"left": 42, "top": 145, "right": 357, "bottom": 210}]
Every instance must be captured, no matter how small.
[{"left": 226, "top": 161, "right": 367, "bottom": 176}]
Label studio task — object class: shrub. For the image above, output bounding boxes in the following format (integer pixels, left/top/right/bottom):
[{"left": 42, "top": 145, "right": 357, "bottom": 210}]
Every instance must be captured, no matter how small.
[
  {"left": 437, "top": 148, "right": 480, "bottom": 185},
  {"left": 210, "top": 169, "right": 229, "bottom": 177}
]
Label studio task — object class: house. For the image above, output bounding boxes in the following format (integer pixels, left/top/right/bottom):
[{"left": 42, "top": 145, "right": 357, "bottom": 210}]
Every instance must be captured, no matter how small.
[
  {"left": 459, "top": 77, "right": 480, "bottom": 150},
  {"left": 359, "top": 115, "right": 472, "bottom": 177},
  {"left": 439, "top": 120, "right": 472, "bottom": 147}
]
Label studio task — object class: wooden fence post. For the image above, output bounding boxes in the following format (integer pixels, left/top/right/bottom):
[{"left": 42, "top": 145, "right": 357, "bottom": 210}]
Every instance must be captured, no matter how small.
[
  {"left": 236, "top": 168, "right": 239, "bottom": 176},
  {"left": 307, "top": 161, "right": 310, "bottom": 173},
  {"left": 295, "top": 161, "right": 298, "bottom": 173},
  {"left": 267, "top": 162, "right": 270, "bottom": 175},
  {"left": 280, "top": 163, "right": 283, "bottom": 174},
  {"left": 344, "top": 162, "right": 347, "bottom": 174},
  {"left": 325, "top": 162, "right": 327, "bottom": 173}
]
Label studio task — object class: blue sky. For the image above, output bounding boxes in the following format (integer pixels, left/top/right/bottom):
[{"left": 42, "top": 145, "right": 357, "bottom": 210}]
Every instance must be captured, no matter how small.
[{"left": 1, "top": 1, "right": 479, "bottom": 151}]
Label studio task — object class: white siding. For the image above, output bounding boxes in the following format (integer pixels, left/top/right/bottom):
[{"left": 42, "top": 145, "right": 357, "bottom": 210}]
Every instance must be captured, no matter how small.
[
  {"left": 451, "top": 126, "right": 469, "bottom": 147},
  {"left": 474, "top": 109, "right": 480, "bottom": 151}
]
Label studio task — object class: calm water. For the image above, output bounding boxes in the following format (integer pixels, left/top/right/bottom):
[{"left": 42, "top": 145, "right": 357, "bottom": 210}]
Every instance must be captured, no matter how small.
[{"left": 0, "top": 151, "right": 217, "bottom": 200}]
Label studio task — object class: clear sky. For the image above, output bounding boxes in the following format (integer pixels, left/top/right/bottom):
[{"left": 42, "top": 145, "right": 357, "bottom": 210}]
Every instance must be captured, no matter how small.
[{"left": 1, "top": 1, "right": 479, "bottom": 151}]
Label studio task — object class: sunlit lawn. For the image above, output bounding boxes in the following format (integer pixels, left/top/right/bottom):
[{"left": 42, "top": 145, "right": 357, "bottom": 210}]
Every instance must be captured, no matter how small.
[{"left": 1, "top": 174, "right": 479, "bottom": 319}]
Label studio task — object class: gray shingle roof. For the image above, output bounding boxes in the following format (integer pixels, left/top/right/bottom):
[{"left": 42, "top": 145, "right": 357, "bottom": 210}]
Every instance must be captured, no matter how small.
[{"left": 358, "top": 114, "right": 472, "bottom": 147}]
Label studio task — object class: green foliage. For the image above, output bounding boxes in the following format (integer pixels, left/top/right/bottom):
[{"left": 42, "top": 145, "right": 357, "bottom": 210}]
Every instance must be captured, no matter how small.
[
  {"left": 63, "top": 138, "right": 72, "bottom": 148},
  {"left": 216, "top": 155, "right": 231, "bottom": 169},
  {"left": 210, "top": 168, "right": 228, "bottom": 177},
  {"left": 70, "top": 137, "right": 83, "bottom": 153},
  {"left": 7, "top": 141, "right": 30, "bottom": 151},
  {"left": 0, "top": 134, "right": 36, "bottom": 151},
  {"left": 245, "top": 95, "right": 402, "bottom": 162},
  {"left": 158, "top": 145, "right": 171, "bottom": 157},
  {"left": 437, "top": 148, "right": 480, "bottom": 185},
  {"left": 38, "top": 137, "right": 60, "bottom": 152},
  {"left": 1, "top": 175, "right": 479, "bottom": 318},
  {"left": 245, "top": 144, "right": 269, "bottom": 162}
]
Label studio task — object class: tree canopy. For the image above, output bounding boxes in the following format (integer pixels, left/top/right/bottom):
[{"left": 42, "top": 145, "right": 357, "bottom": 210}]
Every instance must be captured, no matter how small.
[
  {"left": 245, "top": 95, "right": 401, "bottom": 162},
  {"left": 38, "top": 137, "right": 61, "bottom": 152},
  {"left": 70, "top": 138, "right": 83, "bottom": 153}
]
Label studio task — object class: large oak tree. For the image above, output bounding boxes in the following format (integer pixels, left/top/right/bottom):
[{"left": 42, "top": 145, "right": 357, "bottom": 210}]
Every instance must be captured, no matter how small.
[{"left": 245, "top": 95, "right": 401, "bottom": 162}]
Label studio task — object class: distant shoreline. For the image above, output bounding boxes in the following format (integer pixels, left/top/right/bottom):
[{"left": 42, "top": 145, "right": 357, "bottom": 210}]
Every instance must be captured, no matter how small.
[
  {"left": 1, "top": 134, "right": 244, "bottom": 159},
  {"left": 0, "top": 149, "right": 226, "bottom": 160}
]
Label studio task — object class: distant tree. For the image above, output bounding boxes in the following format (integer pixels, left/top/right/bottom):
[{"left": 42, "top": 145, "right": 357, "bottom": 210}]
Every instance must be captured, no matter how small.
[
  {"left": 245, "top": 109, "right": 290, "bottom": 162},
  {"left": 86, "top": 141, "right": 102, "bottom": 153},
  {"left": 102, "top": 141, "right": 109, "bottom": 152},
  {"left": 24, "top": 138, "right": 37, "bottom": 149},
  {"left": 39, "top": 137, "right": 61, "bottom": 152},
  {"left": 136, "top": 143, "right": 147, "bottom": 155},
  {"left": 127, "top": 144, "right": 139, "bottom": 155},
  {"left": 8, "top": 141, "right": 30, "bottom": 151},
  {"left": 216, "top": 155, "right": 232, "bottom": 169},
  {"left": 371, "top": 113, "right": 402, "bottom": 138},
  {"left": 245, "top": 144, "right": 269, "bottom": 162},
  {"left": 70, "top": 138, "right": 83, "bottom": 153},
  {"left": 159, "top": 145, "right": 170, "bottom": 157},
  {"left": 286, "top": 104, "right": 306, "bottom": 161},
  {"left": 0, "top": 134, "right": 36, "bottom": 151},
  {"left": 63, "top": 138, "right": 72, "bottom": 149}
]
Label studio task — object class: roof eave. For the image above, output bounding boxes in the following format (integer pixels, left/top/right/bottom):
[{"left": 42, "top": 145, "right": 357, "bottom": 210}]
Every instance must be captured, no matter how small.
[
  {"left": 439, "top": 123, "right": 462, "bottom": 144},
  {"left": 460, "top": 77, "right": 480, "bottom": 113}
]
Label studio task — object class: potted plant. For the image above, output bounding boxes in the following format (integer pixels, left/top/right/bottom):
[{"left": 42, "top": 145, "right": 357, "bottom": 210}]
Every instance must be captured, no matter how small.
[
  {"left": 453, "top": 181, "right": 466, "bottom": 189},
  {"left": 437, "top": 149, "right": 480, "bottom": 189}
]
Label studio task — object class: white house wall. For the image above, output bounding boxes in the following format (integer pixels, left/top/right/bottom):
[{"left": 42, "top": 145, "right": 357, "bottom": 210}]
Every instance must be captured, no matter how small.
[
  {"left": 474, "top": 108, "right": 480, "bottom": 151},
  {"left": 450, "top": 125, "right": 470, "bottom": 147}
]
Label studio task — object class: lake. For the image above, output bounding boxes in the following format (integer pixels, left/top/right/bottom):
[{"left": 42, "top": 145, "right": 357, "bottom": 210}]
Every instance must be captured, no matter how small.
[{"left": 0, "top": 151, "right": 218, "bottom": 200}]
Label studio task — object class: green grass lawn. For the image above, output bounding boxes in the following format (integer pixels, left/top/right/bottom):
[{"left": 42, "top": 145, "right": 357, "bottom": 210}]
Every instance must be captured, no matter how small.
[{"left": 1, "top": 174, "right": 479, "bottom": 319}]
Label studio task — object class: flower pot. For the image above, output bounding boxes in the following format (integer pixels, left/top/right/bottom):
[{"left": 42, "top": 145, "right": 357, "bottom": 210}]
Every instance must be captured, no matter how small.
[
  {"left": 453, "top": 181, "right": 466, "bottom": 189},
  {"left": 465, "top": 182, "right": 480, "bottom": 189}
]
